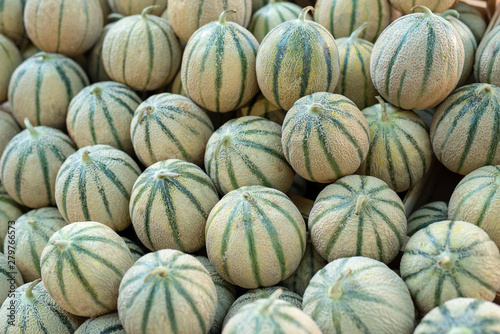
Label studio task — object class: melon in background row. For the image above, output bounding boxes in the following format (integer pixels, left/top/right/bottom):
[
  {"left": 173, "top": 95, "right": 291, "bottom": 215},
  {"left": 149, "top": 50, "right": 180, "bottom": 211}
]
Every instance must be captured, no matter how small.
[
  {"left": 389, "top": 0, "right": 458, "bottom": 15},
  {"left": 0, "top": 110, "right": 20, "bottom": 158},
  {"left": 121, "top": 237, "right": 145, "bottom": 262},
  {"left": 108, "top": 0, "right": 168, "bottom": 16},
  {"left": 0, "top": 35, "right": 21, "bottom": 103},
  {"left": 0, "top": 253, "right": 23, "bottom": 306},
  {"left": 0, "top": 184, "right": 24, "bottom": 251},
  {"left": 235, "top": 93, "right": 285, "bottom": 125},
  {"left": 75, "top": 312, "right": 126, "bottom": 334},
  {"left": 0, "top": 0, "right": 26, "bottom": 44},
  {"left": 407, "top": 201, "right": 448, "bottom": 236},
  {"left": 475, "top": 25, "right": 500, "bottom": 86},
  {"left": 453, "top": 1, "right": 487, "bottom": 43},
  {"left": 87, "top": 21, "right": 117, "bottom": 83}
]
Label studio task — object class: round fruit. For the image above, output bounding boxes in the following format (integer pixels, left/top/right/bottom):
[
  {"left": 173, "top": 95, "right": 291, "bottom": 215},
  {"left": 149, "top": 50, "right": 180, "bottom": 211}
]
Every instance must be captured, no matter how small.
[
  {"left": 407, "top": 201, "right": 448, "bottom": 236},
  {"left": 108, "top": 0, "right": 167, "bottom": 16},
  {"left": 0, "top": 253, "right": 23, "bottom": 306},
  {"left": 75, "top": 312, "right": 125, "bottom": 334},
  {"left": 453, "top": 2, "right": 486, "bottom": 43},
  {"left": 281, "top": 92, "right": 370, "bottom": 183},
  {"left": 0, "top": 109, "right": 20, "bottom": 158},
  {"left": 166, "top": 69, "right": 186, "bottom": 96},
  {"left": 475, "top": 26, "right": 500, "bottom": 86},
  {"left": 389, "top": 0, "right": 458, "bottom": 15},
  {"left": 87, "top": 22, "right": 116, "bottom": 83},
  {"left": 121, "top": 237, "right": 145, "bottom": 262},
  {"left": 0, "top": 184, "right": 24, "bottom": 251},
  {"left": 0, "top": 0, "right": 26, "bottom": 43},
  {"left": 0, "top": 35, "right": 21, "bottom": 103},
  {"left": 235, "top": 93, "right": 285, "bottom": 125}
]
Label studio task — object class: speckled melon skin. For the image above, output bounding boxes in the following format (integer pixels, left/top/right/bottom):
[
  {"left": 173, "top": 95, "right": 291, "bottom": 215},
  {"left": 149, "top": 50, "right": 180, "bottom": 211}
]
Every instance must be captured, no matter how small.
[
  {"left": 75, "top": 312, "right": 126, "bottom": 334},
  {"left": 453, "top": 2, "right": 486, "bottom": 43},
  {"left": 475, "top": 26, "right": 500, "bottom": 86},
  {"left": 121, "top": 237, "right": 145, "bottom": 262},
  {"left": 407, "top": 201, "right": 448, "bottom": 236},
  {"left": 371, "top": 8, "right": 464, "bottom": 110},
  {"left": 0, "top": 35, "right": 21, "bottom": 103},
  {"left": 0, "top": 110, "right": 20, "bottom": 157},
  {"left": 0, "top": 0, "right": 26, "bottom": 44},
  {"left": 389, "top": 0, "right": 458, "bottom": 14},
  {"left": 0, "top": 254, "right": 23, "bottom": 307},
  {"left": 0, "top": 185, "right": 24, "bottom": 252},
  {"left": 235, "top": 93, "right": 285, "bottom": 125},
  {"left": 108, "top": 0, "right": 168, "bottom": 16}
]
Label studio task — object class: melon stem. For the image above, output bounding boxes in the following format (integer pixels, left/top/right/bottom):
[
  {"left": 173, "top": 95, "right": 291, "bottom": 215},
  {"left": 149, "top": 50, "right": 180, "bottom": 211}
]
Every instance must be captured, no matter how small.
[
  {"left": 438, "top": 255, "right": 453, "bottom": 270},
  {"left": 328, "top": 269, "right": 352, "bottom": 299},
  {"left": 33, "top": 52, "right": 49, "bottom": 61},
  {"left": 242, "top": 192, "right": 254, "bottom": 202},
  {"left": 144, "top": 266, "right": 169, "bottom": 283},
  {"left": 299, "top": 6, "right": 314, "bottom": 21},
  {"left": 308, "top": 103, "right": 324, "bottom": 115},
  {"left": 52, "top": 239, "right": 69, "bottom": 250},
  {"left": 141, "top": 5, "right": 158, "bottom": 18},
  {"left": 90, "top": 86, "right": 103, "bottom": 95},
  {"left": 214, "top": 135, "right": 232, "bottom": 161},
  {"left": 260, "top": 289, "right": 283, "bottom": 312},
  {"left": 349, "top": 22, "right": 368, "bottom": 40},
  {"left": 108, "top": 13, "right": 124, "bottom": 21},
  {"left": 156, "top": 171, "right": 181, "bottom": 179},
  {"left": 355, "top": 195, "right": 368, "bottom": 216},
  {"left": 219, "top": 10, "right": 236, "bottom": 26},
  {"left": 412, "top": 5, "right": 434, "bottom": 16},
  {"left": 137, "top": 106, "right": 153, "bottom": 124},
  {"left": 476, "top": 84, "right": 493, "bottom": 96},
  {"left": 25, "top": 278, "right": 41, "bottom": 298},
  {"left": 24, "top": 118, "right": 39, "bottom": 137},
  {"left": 440, "top": 9, "right": 460, "bottom": 19},
  {"left": 375, "top": 96, "right": 389, "bottom": 121},
  {"left": 27, "top": 219, "right": 36, "bottom": 225},
  {"left": 81, "top": 150, "right": 91, "bottom": 162}
]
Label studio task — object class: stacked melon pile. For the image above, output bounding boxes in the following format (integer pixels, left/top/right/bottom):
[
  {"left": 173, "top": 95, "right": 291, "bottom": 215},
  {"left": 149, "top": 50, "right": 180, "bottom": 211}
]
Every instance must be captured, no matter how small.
[{"left": 1, "top": 0, "right": 500, "bottom": 333}]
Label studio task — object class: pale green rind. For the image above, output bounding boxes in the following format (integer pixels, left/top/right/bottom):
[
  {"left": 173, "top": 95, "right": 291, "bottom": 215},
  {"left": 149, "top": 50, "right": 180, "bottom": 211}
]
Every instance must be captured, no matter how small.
[
  {"left": 75, "top": 312, "right": 126, "bottom": 334},
  {"left": 475, "top": 25, "right": 500, "bottom": 86},
  {"left": 235, "top": 93, "right": 285, "bottom": 125},
  {"left": 121, "top": 237, "right": 145, "bottom": 263},
  {"left": 453, "top": 1, "right": 486, "bottom": 43},
  {"left": 407, "top": 201, "right": 448, "bottom": 236},
  {"left": 0, "top": 34, "right": 22, "bottom": 103}
]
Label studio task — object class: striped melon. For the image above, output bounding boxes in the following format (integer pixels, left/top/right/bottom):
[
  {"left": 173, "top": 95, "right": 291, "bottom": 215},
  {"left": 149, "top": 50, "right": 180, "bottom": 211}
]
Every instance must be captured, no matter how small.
[
  {"left": 167, "top": 0, "right": 252, "bottom": 44},
  {"left": 166, "top": 69, "right": 186, "bottom": 96},
  {"left": 0, "top": 109, "right": 20, "bottom": 158},
  {"left": 87, "top": 22, "right": 116, "bottom": 83},
  {"left": 8, "top": 207, "right": 66, "bottom": 282},
  {"left": 0, "top": 0, "right": 25, "bottom": 44},
  {"left": 108, "top": 0, "right": 168, "bottom": 16},
  {"left": 195, "top": 256, "right": 237, "bottom": 334},
  {"left": 0, "top": 119, "right": 76, "bottom": 208},
  {"left": 75, "top": 312, "right": 125, "bottom": 334},
  {"left": 8, "top": 52, "right": 90, "bottom": 130},
  {"left": 181, "top": 10, "right": 259, "bottom": 113},
  {"left": 206, "top": 185, "right": 306, "bottom": 288},
  {"left": 249, "top": 0, "right": 304, "bottom": 43},
  {"left": 223, "top": 286, "right": 302, "bottom": 327},
  {"left": 122, "top": 237, "right": 145, "bottom": 262},
  {"left": 117, "top": 249, "right": 217, "bottom": 334},
  {"left": 235, "top": 93, "right": 285, "bottom": 125},
  {"left": 449, "top": 165, "right": 500, "bottom": 248},
  {"left": 407, "top": 201, "right": 448, "bottom": 236},
  {"left": 55, "top": 145, "right": 141, "bottom": 231},
  {"left": 371, "top": 5, "right": 465, "bottom": 110},
  {"left": 130, "top": 159, "right": 219, "bottom": 253},
  {"left": 130, "top": 93, "right": 214, "bottom": 167},
  {"left": 309, "top": 175, "right": 406, "bottom": 264},
  {"left": 256, "top": 6, "right": 341, "bottom": 111},
  {"left": 0, "top": 253, "right": 23, "bottom": 306},
  {"left": 453, "top": 2, "right": 487, "bottom": 43},
  {"left": 414, "top": 108, "right": 435, "bottom": 128},
  {"left": 0, "top": 35, "right": 21, "bottom": 103},
  {"left": 99, "top": 0, "right": 111, "bottom": 23},
  {"left": 252, "top": 0, "right": 268, "bottom": 12},
  {"left": 485, "top": 5, "right": 500, "bottom": 40},
  {"left": 281, "top": 92, "right": 370, "bottom": 183},
  {"left": 19, "top": 42, "right": 39, "bottom": 60},
  {"left": 0, "top": 279, "right": 84, "bottom": 333},
  {"left": 67, "top": 81, "right": 141, "bottom": 156},
  {"left": 440, "top": 10, "right": 477, "bottom": 86},
  {"left": 24, "top": 0, "right": 103, "bottom": 57},
  {"left": 281, "top": 233, "right": 327, "bottom": 296},
  {"left": 475, "top": 26, "right": 500, "bottom": 86},
  {"left": 389, "top": 0, "right": 458, "bottom": 14},
  {"left": 314, "top": 0, "right": 391, "bottom": 42},
  {"left": 303, "top": 256, "right": 415, "bottom": 334},
  {"left": 430, "top": 83, "right": 500, "bottom": 175},
  {"left": 204, "top": 116, "right": 294, "bottom": 194},
  {"left": 102, "top": 7, "right": 182, "bottom": 91},
  {"left": 414, "top": 298, "right": 500, "bottom": 333},
  {"left": 358, "top": 97, "right": 433, "bottom": 192},
  {"left": 223, "top": 289, "right": 321, "bottom": 334},
  {"left": 41, "top": 221, "right": 134, "bottom": 317},
  {"left": 0, "top": 185, "right": 23, "bottom": 251},
  {"left": 401, "top": 220, "right": 500, "bottom": 313},
  {"left": 334, "top": 23, "right": 377, "bottom": 110}
]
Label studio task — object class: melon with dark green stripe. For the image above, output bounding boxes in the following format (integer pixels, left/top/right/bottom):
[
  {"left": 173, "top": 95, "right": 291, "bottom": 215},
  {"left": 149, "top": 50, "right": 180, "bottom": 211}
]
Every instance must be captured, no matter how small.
[
  {"left": 371, "top": 6, "right": 465, "bottom": 110},
  {"left": 166, "top": 69, "right": 186, "bottom": 96},
  {"left": 8, "top": 207, "right": 66, "bottom": 282},
  {"left": 453, "top": 2, "right": 486, "bottom": 43},
  {"left": 449, "top": 165, "right": 500, "bottom": 248},
  {"left": 0, "top": 253, "right": 23, "bottom": 306},
  {"left": 401, "top": 220, "right": 500, "bottom": 313},
  {"left": 40, "top": 221, "right": 134, "bottom": 317},
  {"left": 55, "top": 145, "right": 141, "bottom": 231},
  {"left": 334, "top": 23, "right": 377, "bottom": 110},
  {"left": 181, "top": 10, "right": 259, "bottom": 113},
  {"left": 389, "top": 0, "right": 458, "bottom": 15},
  {"left": 130, "top": 159, "right": 219, "bottom": 252},
  {"left": 303, "top": 256, "right": 415, "bottom": 334},
  {"left": 0, "top": 0, "right": 25, "bottom": 44},
  {"left": 414, "top": 298, "right": 500, "bottom": 334},
  {"left": 309, "top": 175, "right": 406, "bottom": 264},
  {"left": 130, "top": 93, "right": 214, "bottom": 167},
  {"left": 0, "top": 109, "right": 20, "bottom": 158},
  {"left": 0, "top": 119, "right": 76, "bottom": 208},
  {"left": 256, "top": 6, "right": 340, "bottom": 111},
  {"left": 407, "top": 201, "right": 448, "bottom": 236},
  {"left": 87, "top": 21, "right": 117, "bottom": 83},
  {"left": 281, "top": 92, "right": 370, "bottom": 183},
  {"left": 0, "top": 279, "right": 84, "bottom": 333},
  {"left": 205, "top": 116, "right": 294, "bottom": 194},
  {"left": 0, "top": 184, "right": 24, "bottom": 252},
  {"left": 0, "top": 34, "right": 21, "bottom": 103},
  {"left": 475, "top": 26, "right": 500, "bottom": 86},
  {"left": 117, "top": 249, "right": 217, "bottom": 334},
  {"left": 102, "top": 6, "right": 181, "bottom": 91},
  {"left": 121, "top": 237, "right": 145, "bottom": 262},
  {"left": 8, "top": 52, "right": 90, "bottom": 130},
  {"left": 235, "top": 93, "right": 285, "bottom": 125},
  {"left": 108, "top": 0, "right": 168, "bottom": 16},
  {"left": 223, "top": 289, "right": 321, "bottom": 334},
  {"left": 314, "top": 0, "right": 391, "bottom": 42},
  {"left": 358, "top": 97, "right": 432, "bottom": 192},
  {"left": 206, "top": 185, "right": 306, "bottom": 289},
  {"left": 75, "top": 312, "right": 126, "bottom": 334},
  {"left": 430, "top": 83, "right": 500, "bottom": 175},
  {"left": 24, "top": 0, "right": 103, "bottom": 56},
  {"left": 67, "top": 81, "right": 141, "bottom": 156}
]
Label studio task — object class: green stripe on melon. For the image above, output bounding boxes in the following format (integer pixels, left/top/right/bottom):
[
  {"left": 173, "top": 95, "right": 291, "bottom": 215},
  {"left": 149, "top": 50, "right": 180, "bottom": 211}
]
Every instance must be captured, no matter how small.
[
  {"left": 108, "top": 0, "right": 168, "bottom": 16},
  {"left": 0, "top": 109, "right": 20, "bottom": 157},
  {"left": 75, "top": 312, "right": 126, "bottom": 334},
  {"left": 235, "top": 93, "right": 285, "bottom": 125},
  {"left": 0, "top": 0, "right": 25, "bottom": 44},
  {"left": 0, "top": 34, "right": 21, "bottom": 103},
  {"left": 475, "top": 26, "right": 500, "bottom": 86},
  {"left": 453, "top": 2, "right": 486, "bottom": 43},
  {"left": 0, "top": 184, "right": 24, "bottom": 251},
  {"left": 0, "top": 253, "right": 23, "bottom": 306},
  {"left": 389, "top": 0, "right": 458, "bottom": 15},
  {"left": 407, "top": 201, "right": 448, "bottom": 236},
  {"left": 121, "top": 237, "right": 145, "bottom": 262}
]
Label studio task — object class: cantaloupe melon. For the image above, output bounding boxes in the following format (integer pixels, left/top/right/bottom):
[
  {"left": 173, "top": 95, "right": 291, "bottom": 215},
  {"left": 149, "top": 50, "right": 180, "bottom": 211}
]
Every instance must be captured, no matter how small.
[
  {"left": 0, "top": 253, "right": 23, "bottom": 306},
  {"left": 453, "top": 1, "right": 486, "bottom": 43},
  {"left": 0, "top": 34, "right": 21, "bottom": 103},
  {"left": 75, "top": 312, "right": 126, "bottom": 334},
  {"left": 87, "top": 21, "right": 117, "bottom": 83},
  {"left": 235, "top": 93, "right": 284, "bottom": 125},
  {"left": 0, "top": 109, "right": 20, "bottom": 158},
  {"left": 407, "top": 201, "right": 448, "bottom": 236},
  {"left": 0, "top": 0, "right": 25, "bottom": 44},
  {"left": 0, "top": 184, "right": 23, "bottom": 252},
  {"left": 390, "top": 0, "right": 458, "bottom": 15},
  {"left": 166, "top": 69, "right": 186, "bottom": 96},
  {"left": 108, "top": 0, "right": 168, "bottom": 16},
  {"left": 475, "top": 26, "right": 500, "bottom": 86},
  {"left": 121, "top": 237, "right": 145, "bottom": 262}
]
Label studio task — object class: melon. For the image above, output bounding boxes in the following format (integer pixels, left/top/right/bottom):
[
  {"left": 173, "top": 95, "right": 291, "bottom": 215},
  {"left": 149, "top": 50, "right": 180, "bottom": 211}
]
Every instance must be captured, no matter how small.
[
  {"left": 358, "top": 96, "right": 433, "bottom": 192},
  {"left": 483, "top": 3, "right": 500, "bottom": 38},
  {"left": 371, "top": 5, "right": 465, "bottom": 110},
  {"left": 206, "top": 185, "right": 306, "bottom": 289},
  {"left": 8, "top": 207, "right": 67, "bottom": 282},
  {"left": 0, "top": 119, "right": 77, "bottom": 208},
  {"left": 281, "top": 92, "right": 370, "bottom": 183},
  {"left": 102, "top": 6, "right": 182, "bottom": 91},
  {"left": 41, "top": 221, "right": 134, "bottom": 317},
  {"left": 0, "top": 0, "right": 25, "bottom": 44},
  {"left": 204, "top": 116, "right": 294, "bottom": 194},
  {"left": 252, "top": 0, "right": 268, "bottom": 12},
  {"left": 303, "top": 256, "right": 415, "bottom": 334},
  {"left": 453, "top": 2, "right": 486, "bottom": 43},
  {"left": 8, "top": 52, "right": 90, "bottom": 130},
  {"left": 0, "top": 35, "right": 21, "bottom": 103},
  {"left": 0, "top": 109, "right": 20, "bottom": 158},
  {"left": 223, "top": 289, "right": 321, "bottom": 334},
  {"left": 0, "top": 279, "right": 84, "bottom": 333},
  {"left": 130, "top": 93, "right": 214, "bottom": 167},
  {"left": 75, "top": 312, "right": 125, "bottom": 334},
  {"left": 122, "top": 237, "right": 145, "bottom": 262},
  {"left": 167, "top": 0, "right": 252, "bottom": 44},
  {"left": 0, "top": 253, "right": 23, "bottom": 306},
  {"left": 24, "top": 0, "right": 103, "bottom": 57},
  {"left": 430, "top": 83, "right": 500, "bottom": 175},
  {"left": 414, "top": 298, "right": 500, "bottom": 333},
  {"left": 67, "top": 81, "right": 141, "bottom": 156},
  {"left": 256, "top": 6, "right": 341, "bottom": 111},
  {"left": 87, "top": 21, "right": 116, "bottom": 83},
  {"left": 389, "top": 0, "right": 458, "bottom": 14},
  {"left": 235, "top": 93, "right": 285, "bottom": 125},
  {"left": 414, "top": 108, "right": 435, "bottom": 128},
  {"left": 315, "top": 0, "right": 391, "bottom": 42},
  {"left": 108, "top": 0, "right": 167, "bottom": 16},
  {"left": 55, "top": 145, "right": 141, "bottom": 231},
  {"left": 166, "top": 69, "right": 186, "bottom": 96},
  {"left": 0, "top": 185, "right": 23, "bottom": 251},
  {"left": 401, "top": 220, "right": 500, "bottom": 313},
  {"left": 449, "top": 165, "right": 500, "bottom": 248},
  {"left": 130, "top": 159, "right": 219, "bottom": 253},
  {"left": 118, "top": 249, "right": 217, "bottom": 334},
  {"left": 475, "top": 26, "right": 500, "bottom": 86},
  {"left": 407, "top": 201, "right": 448, "bottom": 236}
]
